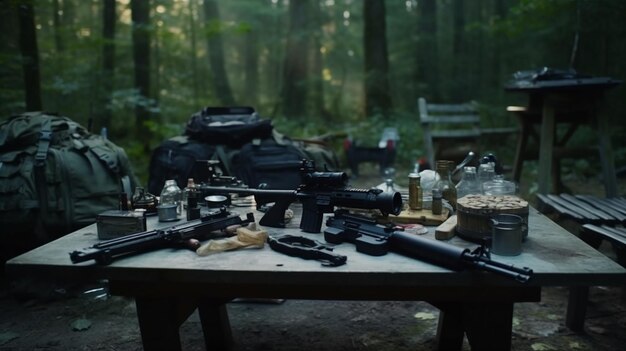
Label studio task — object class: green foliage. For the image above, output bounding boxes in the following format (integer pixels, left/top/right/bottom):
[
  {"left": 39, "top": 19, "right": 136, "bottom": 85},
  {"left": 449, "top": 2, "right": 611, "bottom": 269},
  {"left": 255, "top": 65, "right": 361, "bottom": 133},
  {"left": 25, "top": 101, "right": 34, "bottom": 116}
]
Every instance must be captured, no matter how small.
[{"left": 2, "top": 0, "right": 625, "bottom": 186}]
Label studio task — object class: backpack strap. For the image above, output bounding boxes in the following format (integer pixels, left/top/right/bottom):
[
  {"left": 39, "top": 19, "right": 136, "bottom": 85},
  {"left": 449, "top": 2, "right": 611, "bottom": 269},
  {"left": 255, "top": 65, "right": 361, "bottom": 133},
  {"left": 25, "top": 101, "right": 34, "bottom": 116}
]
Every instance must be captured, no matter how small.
[{"left": 33, "top": 118, "right": 52, "bottom": 242}]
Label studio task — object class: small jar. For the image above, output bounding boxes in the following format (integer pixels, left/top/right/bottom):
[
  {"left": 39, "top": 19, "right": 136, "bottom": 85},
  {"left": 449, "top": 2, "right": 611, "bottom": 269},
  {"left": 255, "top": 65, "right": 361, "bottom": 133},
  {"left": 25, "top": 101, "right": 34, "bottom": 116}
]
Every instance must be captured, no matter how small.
[{"left": 160, "top": 179, "right": 182, "bottom": 215}]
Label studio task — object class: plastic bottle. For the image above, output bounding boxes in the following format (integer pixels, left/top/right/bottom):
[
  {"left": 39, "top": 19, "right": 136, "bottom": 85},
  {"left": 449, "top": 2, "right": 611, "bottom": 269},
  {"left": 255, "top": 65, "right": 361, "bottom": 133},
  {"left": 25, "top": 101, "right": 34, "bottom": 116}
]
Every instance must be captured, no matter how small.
[
  {"left": 455, "top": 166, "right": 481, "bottom": 199},
  {"left": 160, "top": 179, "right": 182, "bottom": 215},
  {"left": 432, "top": 160, "right": 457, "bottom": 209}
]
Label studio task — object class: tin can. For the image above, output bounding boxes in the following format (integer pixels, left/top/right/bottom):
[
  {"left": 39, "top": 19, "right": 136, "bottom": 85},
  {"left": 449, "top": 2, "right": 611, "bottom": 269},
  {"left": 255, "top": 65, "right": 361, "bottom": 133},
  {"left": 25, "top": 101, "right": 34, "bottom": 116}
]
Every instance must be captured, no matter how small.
[{"left": 408, "top": 173, "right": 423, "bottom": 210}]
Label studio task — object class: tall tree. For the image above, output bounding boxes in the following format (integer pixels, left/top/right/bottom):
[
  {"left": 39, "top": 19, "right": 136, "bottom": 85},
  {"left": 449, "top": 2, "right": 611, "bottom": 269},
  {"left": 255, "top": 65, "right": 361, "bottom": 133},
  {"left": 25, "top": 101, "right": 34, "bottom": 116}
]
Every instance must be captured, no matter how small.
[
  {"left": 415, "top": 0, "right": 438, "bottom": 101},
  {"left": 188, "top": 0, "right": 200, "bottom": 108},
  {"left": 363, "top": 0, "right": 391, "bottom": 117},
  {"left": 131, "top": 0, "right": 152, "bottom": 146},
  {"left": 100, "top": 0, "right": 116, "bottom": 130},
  {"left": 52, "top": 0, "right": 64, "bottom": 52},
  {"left": 17, "top": 0, "right": 42, "bottom": 111},
  {"left": 203, "top": 0, "right": 235, "bottom": 106},
  {"left": 281, "top": 0, "right": 309, "bottom": 118},
  {"left": 243, "top": 27, "right": 259, "bottom": 107},
  {"left": 309, "top": 0, "right": 327, "bottom": 119}
]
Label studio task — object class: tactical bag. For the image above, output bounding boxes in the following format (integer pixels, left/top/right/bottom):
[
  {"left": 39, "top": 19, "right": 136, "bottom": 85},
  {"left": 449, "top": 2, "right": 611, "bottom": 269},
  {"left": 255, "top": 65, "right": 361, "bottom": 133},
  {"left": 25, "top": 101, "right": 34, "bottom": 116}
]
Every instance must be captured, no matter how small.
[
  {"left": 0, "top": 112, "right": 137, "bottom": 250},
  {"left": 148, "top": 107, "right": 339, "bottom": 193}
]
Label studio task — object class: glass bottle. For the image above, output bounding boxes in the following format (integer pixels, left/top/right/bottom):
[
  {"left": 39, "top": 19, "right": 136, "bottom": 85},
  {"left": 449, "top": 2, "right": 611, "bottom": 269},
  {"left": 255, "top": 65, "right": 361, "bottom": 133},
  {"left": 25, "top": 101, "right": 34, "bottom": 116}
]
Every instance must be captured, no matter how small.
[
  {"left": 408, "top": 173, "right": 423, "bottom": 210},
  {"left": 183, "top": 178, "right": 199, "bottom": 209},
  {"left": 160, "top": 179, "right": 182, "bottom": 215},
  {"left": 483, "top": 174, "right": 517, "bottom": 196},
  {"left": 477, "top": 162, "right": 495, "bottom": 194},
  {"left": 431, "top": 188, "right": 443, "bottom": 215},
  {"left": 433, "top": 160, "right": 457, "bottom": 209},
  {"left": 455, "top": 166, "right": 481, "bottom": 199}
]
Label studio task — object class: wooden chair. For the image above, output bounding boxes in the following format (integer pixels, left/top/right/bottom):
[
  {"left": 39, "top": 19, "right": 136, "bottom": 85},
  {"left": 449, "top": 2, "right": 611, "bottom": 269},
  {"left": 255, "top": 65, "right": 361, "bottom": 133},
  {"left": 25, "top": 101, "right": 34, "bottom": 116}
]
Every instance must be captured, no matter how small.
[
  {"left": 418, "top": 97, "right": 518, "bottom": 167},
  {"left": 536, "top": 193, "right": 626, "bottom": 332}
]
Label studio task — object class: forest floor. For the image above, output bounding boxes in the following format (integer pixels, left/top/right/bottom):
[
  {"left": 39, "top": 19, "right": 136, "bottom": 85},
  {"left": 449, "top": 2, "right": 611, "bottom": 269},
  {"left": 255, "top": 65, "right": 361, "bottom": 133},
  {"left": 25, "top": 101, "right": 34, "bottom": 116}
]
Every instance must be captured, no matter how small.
[{"left": 1, "top": 165, "right": 626, "bottom": 351}]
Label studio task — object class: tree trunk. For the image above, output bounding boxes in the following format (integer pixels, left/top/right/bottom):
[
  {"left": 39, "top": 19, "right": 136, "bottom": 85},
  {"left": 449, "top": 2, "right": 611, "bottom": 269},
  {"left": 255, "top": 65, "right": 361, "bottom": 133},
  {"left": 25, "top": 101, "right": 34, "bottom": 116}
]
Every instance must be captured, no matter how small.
[
  {"left": 243, "top": 29, "right": 259, "bottom": 107},
  {"left": 100, "top": 0, "right": 116, "bottom": 130},
  {"left": 452, "top": 0, "right": 467, "bottom": 101},
  {"left": 203, "top": 0, "right": 235, "bottom": 106},
  {"left": 415, "top": 0, "right": 438, "bottom": 101},
  {"left": 17, "top": 0, "right": 42, "bottom": 111},
  {"left": 281, "top": 0, "right": 309, "bottom": 118},
  {"left": 309, "top": 0, "right": 326, "bottom": 119},
  {"left": 363, "top": 0, "right": 391, "bottom": 117},
  {"left": 131, "top": 0, "right": 152, "bottom": 145},
  {"left": 52, "top": 0, "right": 64, "bottom": 52},
  {"left": 188, "top": 0, "right": 200, "bottom": 108}
]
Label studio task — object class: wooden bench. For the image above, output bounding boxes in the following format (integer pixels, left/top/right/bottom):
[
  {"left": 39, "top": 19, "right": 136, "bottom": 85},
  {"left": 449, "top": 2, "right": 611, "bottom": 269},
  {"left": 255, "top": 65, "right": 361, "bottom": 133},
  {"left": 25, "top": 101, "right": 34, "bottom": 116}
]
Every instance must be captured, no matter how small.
[
  {"left": 536, "top": 193, "right": 626, "bottom": 332},
  {"left": 418, "top": 98, "right": 518, "bottom": 167}
]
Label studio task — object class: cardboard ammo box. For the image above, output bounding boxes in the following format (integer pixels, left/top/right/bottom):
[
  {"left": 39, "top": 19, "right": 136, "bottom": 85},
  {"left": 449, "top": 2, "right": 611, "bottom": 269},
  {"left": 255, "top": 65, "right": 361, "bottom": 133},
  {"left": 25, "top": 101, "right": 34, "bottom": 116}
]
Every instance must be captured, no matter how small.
[{"left": 97, "top": 210, "right": 147, "bottom": 240}]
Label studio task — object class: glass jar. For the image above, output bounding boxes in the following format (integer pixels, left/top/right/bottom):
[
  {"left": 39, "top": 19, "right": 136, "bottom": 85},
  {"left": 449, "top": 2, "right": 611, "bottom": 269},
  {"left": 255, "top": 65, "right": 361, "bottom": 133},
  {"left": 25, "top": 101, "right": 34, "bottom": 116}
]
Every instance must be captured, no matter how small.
[
  {"left": 160, "top": 179, "right": 182, "bottom": 215},
  {"left": 433, "top": 160, "right": 457, "bottom": 209},
  {"left": 483, "top": 174, "right": 517, "bottom": 196},
  {"left": 455, "top": 166, "right": 481, "bottom": 199}
]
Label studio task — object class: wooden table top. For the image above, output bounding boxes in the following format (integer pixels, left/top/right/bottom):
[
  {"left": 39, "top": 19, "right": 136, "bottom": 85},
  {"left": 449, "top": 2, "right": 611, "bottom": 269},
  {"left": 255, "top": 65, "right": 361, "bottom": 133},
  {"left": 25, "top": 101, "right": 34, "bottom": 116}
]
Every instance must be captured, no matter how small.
[
  {"left": 504, "top": 77, "right": 621, "bottom": 92},
  {"left": 6, "top": 206, "right": 626, "bottom": 292}
]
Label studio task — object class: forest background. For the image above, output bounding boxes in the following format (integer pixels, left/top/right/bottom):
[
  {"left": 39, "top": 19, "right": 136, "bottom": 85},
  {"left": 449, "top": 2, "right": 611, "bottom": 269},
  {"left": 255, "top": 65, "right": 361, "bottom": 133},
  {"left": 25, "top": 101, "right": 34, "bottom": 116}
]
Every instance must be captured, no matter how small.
[{"left": 2, "top": 0, "right": 626, "bottom": 189}]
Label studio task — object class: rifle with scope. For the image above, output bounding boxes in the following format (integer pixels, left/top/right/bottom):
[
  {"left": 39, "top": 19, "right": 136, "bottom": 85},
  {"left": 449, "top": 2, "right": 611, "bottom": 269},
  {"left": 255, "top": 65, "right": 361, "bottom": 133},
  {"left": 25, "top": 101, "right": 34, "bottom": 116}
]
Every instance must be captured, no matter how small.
[{"left": 200, "top": 160, "right": 403, "bottom": 233}]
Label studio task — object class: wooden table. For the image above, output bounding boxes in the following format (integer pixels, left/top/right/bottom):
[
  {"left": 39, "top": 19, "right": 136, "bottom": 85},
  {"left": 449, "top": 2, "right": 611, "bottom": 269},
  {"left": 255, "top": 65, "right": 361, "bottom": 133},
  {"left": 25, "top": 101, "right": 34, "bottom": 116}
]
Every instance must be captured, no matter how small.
[
  {"left": 6, "top": 206, "right": 626, "bottom": 351},
  {"left": 505, "top": 77, "right": 621, "bottom": 196}
]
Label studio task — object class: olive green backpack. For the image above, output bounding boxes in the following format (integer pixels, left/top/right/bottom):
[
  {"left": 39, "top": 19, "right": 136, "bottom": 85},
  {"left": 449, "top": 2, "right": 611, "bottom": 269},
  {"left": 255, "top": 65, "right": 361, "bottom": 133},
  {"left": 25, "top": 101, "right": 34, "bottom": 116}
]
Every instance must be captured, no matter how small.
[{"left": 0, "top": 112, "right": 137, "bottom": 253}]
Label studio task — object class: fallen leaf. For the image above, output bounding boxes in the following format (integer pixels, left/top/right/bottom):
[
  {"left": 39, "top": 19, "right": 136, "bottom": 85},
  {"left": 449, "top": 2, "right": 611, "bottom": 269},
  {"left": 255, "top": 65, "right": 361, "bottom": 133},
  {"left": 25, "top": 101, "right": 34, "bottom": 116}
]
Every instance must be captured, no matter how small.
[
  {"left": 71, "top": 318, "right": 92, "bottom": 331},
  {"left": 414, "top": 312, "right": 437, "bottom": 320},
  {"left": 531, "top": 342, "right": 555, "bottom": 351},
  {"left": 0, "top": 332, "right": 19, "bottom": 345},
  {"left": 568, "top": 341, "right": 584, "bottom": 349}
]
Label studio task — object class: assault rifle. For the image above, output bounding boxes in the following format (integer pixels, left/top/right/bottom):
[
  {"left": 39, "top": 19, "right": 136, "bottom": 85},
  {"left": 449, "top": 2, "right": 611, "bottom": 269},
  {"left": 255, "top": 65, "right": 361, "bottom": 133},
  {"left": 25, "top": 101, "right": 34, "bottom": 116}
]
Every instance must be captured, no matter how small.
[
  {"left": 201, "top": 160, "right": 403, "bottom": 233},
  {"left": 69, "top": 208, "right": 255, "bottom": 265},
  {"left": 324, "top": 210, "right": 533, "bottom": 283}
]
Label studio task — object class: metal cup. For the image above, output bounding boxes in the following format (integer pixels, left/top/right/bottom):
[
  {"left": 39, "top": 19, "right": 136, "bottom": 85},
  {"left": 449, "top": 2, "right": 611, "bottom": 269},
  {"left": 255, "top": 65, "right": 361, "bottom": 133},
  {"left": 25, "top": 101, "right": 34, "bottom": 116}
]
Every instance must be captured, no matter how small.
[{"left": 490, "top": 214, "right": 523, "bottom": 256}]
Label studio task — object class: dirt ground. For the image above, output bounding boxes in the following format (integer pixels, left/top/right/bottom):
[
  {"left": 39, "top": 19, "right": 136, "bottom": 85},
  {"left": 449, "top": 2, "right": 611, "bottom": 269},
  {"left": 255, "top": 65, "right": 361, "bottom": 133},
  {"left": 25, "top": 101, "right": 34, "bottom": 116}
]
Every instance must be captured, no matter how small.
[{"left": 1, "top": 167, "right": 626, "bottom": 351}]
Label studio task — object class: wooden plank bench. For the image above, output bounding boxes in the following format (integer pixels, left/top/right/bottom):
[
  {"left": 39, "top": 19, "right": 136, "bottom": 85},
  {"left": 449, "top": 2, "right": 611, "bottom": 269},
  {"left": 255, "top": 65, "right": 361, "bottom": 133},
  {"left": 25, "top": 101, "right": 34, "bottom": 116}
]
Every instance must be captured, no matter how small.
[{"left": 536, "top": 193, "right": 626, "bottom": 332}]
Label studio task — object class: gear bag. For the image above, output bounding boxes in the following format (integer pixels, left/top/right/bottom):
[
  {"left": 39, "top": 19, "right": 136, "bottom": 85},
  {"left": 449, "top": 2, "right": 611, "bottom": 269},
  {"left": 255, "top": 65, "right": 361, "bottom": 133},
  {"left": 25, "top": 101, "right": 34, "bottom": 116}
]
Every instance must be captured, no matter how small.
[
  {"left": 0, "top": 112, "right": 137, "bottom": 248},
  {"left": 148, "top": 107, "right": 339, "bottom": 193}
]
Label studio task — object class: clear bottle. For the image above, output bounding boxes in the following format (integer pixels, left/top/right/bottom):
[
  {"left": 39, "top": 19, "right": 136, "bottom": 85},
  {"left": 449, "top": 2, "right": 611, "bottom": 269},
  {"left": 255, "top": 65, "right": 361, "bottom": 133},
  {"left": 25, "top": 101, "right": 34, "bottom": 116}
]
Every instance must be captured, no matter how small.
[
  {"left": 483, "top": 174, "right": 517, "bottom": 196},
  {"left": 160, "top": 179, "right": 182, "bottom": 215},
  {"left": 455, "top": 166, "right": 481, "bottom": 199},
  {"left": 408, "top": 173, "right": 423, "bottom": 210},
  {"left": 183, "top": 178, "right": 199, "bottom": 209},
  {"left": 433, "top": 160, "right": 457, "bottom": 209},
  {"left": 477, "top": 162, "right": 496, "bottom": 194}
]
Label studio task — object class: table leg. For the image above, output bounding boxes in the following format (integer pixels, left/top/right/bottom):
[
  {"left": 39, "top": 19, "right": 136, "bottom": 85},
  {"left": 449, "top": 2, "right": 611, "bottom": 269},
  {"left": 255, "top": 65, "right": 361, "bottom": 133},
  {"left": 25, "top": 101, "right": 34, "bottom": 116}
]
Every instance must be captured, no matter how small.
[
  {"left": 566, "top": 286, "right": 589, "bottom": 332},
  {"left": 595, "top": 110, "right": 618, "bottom": 197},
  {"left": 198, "top": 300, "right": 233, "bottom": 351},
  {"left": 463, "top": 302, "right": 514, "bottom": 350},
  {"left": 538, "top": 101, "right": 556, "bottom": 194},
  {"left": 435, "top": 304, "right": 465, "bottom": 351},
  {"left": 513, "top": 118, "right": 532, "bottom": 183},
  {"left": 434, "top": 301, "right": 515, "bottom": 351},
  {"left": 135, "top": 296, "right": 194, "bottom": 351}
]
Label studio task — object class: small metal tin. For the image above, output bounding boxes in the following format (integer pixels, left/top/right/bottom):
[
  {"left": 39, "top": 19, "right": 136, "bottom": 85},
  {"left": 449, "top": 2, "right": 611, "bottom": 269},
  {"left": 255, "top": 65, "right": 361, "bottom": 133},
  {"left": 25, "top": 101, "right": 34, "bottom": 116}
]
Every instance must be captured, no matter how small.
[
  {"left": 97, "top": 210, "right": 146, "bottom": 240},
  {"left": 205, "top": 195, "right": 228, "bottom": 208},
  {"left": 157, "top": 204, "right": 179, "bottom": 222}
]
